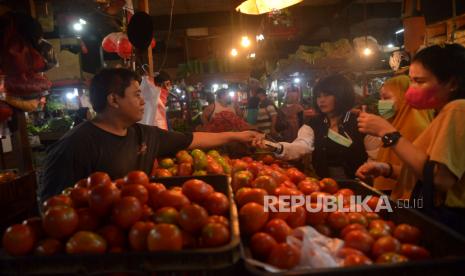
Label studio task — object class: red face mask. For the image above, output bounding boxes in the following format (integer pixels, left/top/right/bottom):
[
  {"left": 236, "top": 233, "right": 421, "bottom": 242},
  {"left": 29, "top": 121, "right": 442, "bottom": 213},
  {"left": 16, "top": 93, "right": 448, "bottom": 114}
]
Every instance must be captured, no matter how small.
[{"left": 405, "top": 85, "right": 444, "bottom": 109}]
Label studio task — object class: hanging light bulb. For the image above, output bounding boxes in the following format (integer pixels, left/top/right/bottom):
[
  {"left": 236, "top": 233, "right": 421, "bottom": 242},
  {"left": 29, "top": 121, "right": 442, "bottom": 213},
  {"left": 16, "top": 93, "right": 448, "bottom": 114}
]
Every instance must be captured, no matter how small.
[
  {"left": 241, "top": 36, "right": 251, "bottom": 48},
  {"left": 363, "top": 47, "right": 372, "bottom": 56},
  {"left": 230, "top": 48, "right": 238, "bottom": 57}
]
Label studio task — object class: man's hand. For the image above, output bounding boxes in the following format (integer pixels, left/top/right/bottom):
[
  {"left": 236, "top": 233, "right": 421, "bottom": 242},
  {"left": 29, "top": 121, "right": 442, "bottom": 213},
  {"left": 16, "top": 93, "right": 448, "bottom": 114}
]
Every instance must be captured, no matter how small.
[
  {"left": 355, "top": 161, "right": 391, "bottom": 180},
  {"left": 234, "top": 130, "right": 265, "bottom": 144},
  {"left": 357, "top": 113, "right": 397, "bottom": 137},
  {"left": 189, "top": 131, "right": 264, "bottom": 149}
]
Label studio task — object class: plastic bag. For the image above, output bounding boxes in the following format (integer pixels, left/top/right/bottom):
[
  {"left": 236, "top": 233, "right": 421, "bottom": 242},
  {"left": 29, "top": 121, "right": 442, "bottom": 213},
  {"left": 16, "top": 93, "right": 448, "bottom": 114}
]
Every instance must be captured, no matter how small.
[{"left": 139, "top": 76, "right": 160, "bottom": 126}]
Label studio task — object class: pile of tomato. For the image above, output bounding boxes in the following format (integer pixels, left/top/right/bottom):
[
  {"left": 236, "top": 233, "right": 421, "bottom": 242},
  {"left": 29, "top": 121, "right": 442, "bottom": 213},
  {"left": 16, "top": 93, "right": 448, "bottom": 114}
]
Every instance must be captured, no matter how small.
[
  {"left": 2, "top": 171, "right": 231, "bottom": 256},
  {"left": 230, "top": 157, "right": 431, "bottom": 270}
]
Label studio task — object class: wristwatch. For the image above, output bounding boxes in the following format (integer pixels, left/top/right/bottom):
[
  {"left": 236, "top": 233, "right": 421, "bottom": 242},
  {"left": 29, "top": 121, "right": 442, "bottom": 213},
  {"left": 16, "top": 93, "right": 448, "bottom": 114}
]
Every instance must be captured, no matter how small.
[{"left": 381, "top": 131, "right": 401, "bottom": 148}]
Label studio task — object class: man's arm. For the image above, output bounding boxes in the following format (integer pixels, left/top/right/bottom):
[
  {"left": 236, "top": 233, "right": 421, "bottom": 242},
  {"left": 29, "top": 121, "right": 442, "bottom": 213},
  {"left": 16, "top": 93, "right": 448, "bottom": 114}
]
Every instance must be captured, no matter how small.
[{"left": 188, "top": 131, "right": 262, "bottom": 149}]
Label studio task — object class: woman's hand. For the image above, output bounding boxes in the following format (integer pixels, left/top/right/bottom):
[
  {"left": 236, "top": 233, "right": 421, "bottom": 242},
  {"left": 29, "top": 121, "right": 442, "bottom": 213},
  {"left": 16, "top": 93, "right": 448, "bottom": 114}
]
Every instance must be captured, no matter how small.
[
  {"left": 356, "top": 162, "right": 391, "bottom": 180},
  {"left": 357, "top": 113, "right": 397, "bottom": 137}
]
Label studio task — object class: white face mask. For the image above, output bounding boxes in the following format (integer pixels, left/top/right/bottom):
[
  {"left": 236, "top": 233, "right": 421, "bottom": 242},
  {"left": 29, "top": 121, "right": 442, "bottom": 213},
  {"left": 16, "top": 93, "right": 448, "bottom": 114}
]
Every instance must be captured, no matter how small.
[
  {"left": 327, "top": 129, "right": 353, "bottom": 148},
  {"left": 378, "top": 100, "right": 396, "bottom": 119}
]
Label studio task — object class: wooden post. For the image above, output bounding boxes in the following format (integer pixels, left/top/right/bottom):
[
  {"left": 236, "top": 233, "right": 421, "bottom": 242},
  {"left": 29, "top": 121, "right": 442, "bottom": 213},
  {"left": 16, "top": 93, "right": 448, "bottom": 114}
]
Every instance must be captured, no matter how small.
[{"left": 402, "top": 0, "right": 425, "bottom": 57}]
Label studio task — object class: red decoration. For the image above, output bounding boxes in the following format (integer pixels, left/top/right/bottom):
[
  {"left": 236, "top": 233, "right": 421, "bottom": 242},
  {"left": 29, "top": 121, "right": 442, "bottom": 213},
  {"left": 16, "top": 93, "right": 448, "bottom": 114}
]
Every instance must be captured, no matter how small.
[
  {"left": 116, "top": 36, "right": 133, "bottom": 59},
  {"left": 102, "top": 32, "right": 122, "bottom": 53},
  {"left": 151, "top": 38, "right": 156, "bottom": 49}
]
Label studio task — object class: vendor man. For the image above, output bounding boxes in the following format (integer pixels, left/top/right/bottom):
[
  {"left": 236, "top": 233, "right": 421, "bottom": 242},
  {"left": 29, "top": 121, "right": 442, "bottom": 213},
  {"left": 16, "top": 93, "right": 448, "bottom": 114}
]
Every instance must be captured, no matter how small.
[{"left": 39, "top": 68, "right": 261, "bottom": 202}]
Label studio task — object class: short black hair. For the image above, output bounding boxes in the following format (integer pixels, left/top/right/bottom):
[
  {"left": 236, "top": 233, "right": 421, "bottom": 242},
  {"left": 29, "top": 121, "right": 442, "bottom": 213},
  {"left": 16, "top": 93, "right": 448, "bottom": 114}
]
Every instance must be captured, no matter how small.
[
  {"left": 313, "top": 74, "right": 355, "bottom": 115},
  {"left": 89, "top": 68, "right": 139, "bottom": 113},
  {"left": 412, "top": 43, "right": 465, "bottom": 101},
  {"left": 154, "top": 70, "right": 171, "bottom": 86}
]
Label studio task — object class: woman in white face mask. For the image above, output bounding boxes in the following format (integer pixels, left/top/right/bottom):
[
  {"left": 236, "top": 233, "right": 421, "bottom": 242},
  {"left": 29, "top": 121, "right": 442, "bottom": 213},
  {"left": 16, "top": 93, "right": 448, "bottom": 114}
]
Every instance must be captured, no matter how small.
[{"left": 373, "top": 75, "right": 434, "bottom": 192}]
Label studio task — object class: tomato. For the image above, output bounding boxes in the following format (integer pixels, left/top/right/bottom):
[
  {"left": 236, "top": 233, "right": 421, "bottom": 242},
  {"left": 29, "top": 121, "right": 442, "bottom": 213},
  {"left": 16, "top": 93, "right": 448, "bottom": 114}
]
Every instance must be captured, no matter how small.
[
  {"left": 182, "top": 179, "right": 214, "bottom": 203},
  {"left": 152, "top": 189, "right": 190, "bottom": 210},
  {"left": 232, "top": 171, "right": 254, "bottom": 191},
  {"left": 43, "top": 205, "right": 79, "bottom": 239},
  {"left": 66, "top": 231, "right": 107, "bottom": 254},
  {"left": 154, "top": 207, "right": 179, "bottom": 225},
  {"left": 252, "top": 175, "right": 278, "bottom": 194},
  {"left": 22, "top": 217, "right": 45, "bottom": 241},
  {"left": 232, "top": 159, "right": 249, "bottom": 173},
  {"left": 314, "top": 224, "right": 332, "bottom": 236},
  {"left": 145, "top": 183, "right": 166, "bottom": 208},
  {"left": 97, "top": 225, "right": 126, "bottom": 248},
  {"left": 298, "top": 179, "right": 321, "bottom": 195},
  {"left": 87, "top": 171, "right": 112, "bottom": 189},
  {"left": 343, "top": 254, "right": 373, "bottom": 267},
  {"left": 246, "top": 162, "right": 264, "bottom": 177},
  {"left": 335, "top": 188, "right": 355, "bottom": 198},
  {"left": 74, "top": 178, "right": 89, "bottom": 189},
  {"left": 236, "top": 188, "right": 265, "bottom": 207},
  {"left": 241, "top": 156, "right": 254, "bottom": 163},
  {"left": 176, "top": 150, "right": 194, "bottom": 164},
  {"left": 77, "top": 208, "right": 100, "bottom": 231},
  {"left": 337, "top": 247, "right": 365, "bottom": 258},
  {"left": 201, "top": 222, "right": 230, "bottom": 247},
  {"left": 147, "top": 223, "right": 182, "bottom": 251},
  {"left": 239, "top": 202, "right": 269, "bottom": 235},
  {"left": 274, "top": 186, "right": 302, "bottom": 196},
  {"left": 279, "top": 180, "right": 298, "bottom": 190},
  {"left": 393, "top": 224, "right": 421, "bottom": 244},
  {"left": 347, "top": 212, "right": 368, "bottom": 227},
  {"left": 267, "top": 170, "right": 290, "bottom": 185},
  {"left": 310, "top": 191, "right": 331, "bottom": 203},
  {"left": 121, "top": 184, "right": 149, "bottom": 204},
  {"left": 319, "top": 178, "right": 339, "bottom": 194},
  {"left": 89, "top": 182, "right": 121, "bottom": 217},
  {"left": 269, "top": 201, "right": 291, "bottom": 221},
  {"left": 369, "top": 219, "right": 393, "bottom": 233},
  {"left": 372, "top": 236, "right": 401, "bottom": 258},
  {"left": 181, "top": 230, "right": 197, "bottom": 249},
  {"left": 112, "top": 196, "right": 143, "bottom": 229},
  {"left": 114, "top": 178, "right": 126, "bottom": 189},
  {"left": 369, "top": 227, "right": 391, "bottom": 239},
  {"left": 42, "top": 195, "right": 73, "bottom": 212},
  {"left": 178, "top": 162, "right": 193, "bottom": 176},
  {"left": 344, "top": 230, "right": 375, "bottom": 254},
  {"left": 376, "top": 252, "right": 409, "bottom": 264},
  {"left": 267, "top": 243, "right": 300, "bottom": 269},
  {"left": 400, "top": 244, "right": 431, "bottom": 260},
  {"left": 203, "top": 192, "right": 229, "bottom": 216},
  {"left": 305, "top": 203, "right": 328, "bottom": 226},
  {"left": 261, "top": 154, "right": 275, "bottom": 165},
  {"left": 250, "top": 232, "right": 278, "bottom": 260},
  {"left": 129, "top": 221, "right": 156, "bottom": 251},
  {"left": 69, "top": 187, "right": 90, "bottom": 208},
  {"left": 286, "top": 168, "right": 306, "bottom": 184},
  {"left": 179, "top": 204, "right": 209, "bottom": 233},
  {"left": 327, "top": 211, "right": 349, "bottom": 230},
  {"left": 207, "top": 215, "right": 229, "bottom": 228},
  {"left": 364, "top": 212, "right": 380, "bottom": 223},
  {"left": 340, "top": 223, "right": 367, "bottom": 239},
  {"left": 2, "top": 224, "right": 35, "bottom": 256},
  {"left": 124, "top": 170, "right": 149, "bottom": 186},
  {"left": 153, "top": 168, "right": 173, "bottom": 178},
  {"left": 141, "top": 204, "right": 154, "bottom": 221},
  {"left": 35, "top": 238, "right": 62, "bottom": 256},
  {"left": 366, "top": 196, "right": 381, "bottom": 212},
  {"left": 286, "top": 206, "right": 306, "bottom": 228},
  {"left": 264, "top": 219, "right": 292, "bottom": 243}
]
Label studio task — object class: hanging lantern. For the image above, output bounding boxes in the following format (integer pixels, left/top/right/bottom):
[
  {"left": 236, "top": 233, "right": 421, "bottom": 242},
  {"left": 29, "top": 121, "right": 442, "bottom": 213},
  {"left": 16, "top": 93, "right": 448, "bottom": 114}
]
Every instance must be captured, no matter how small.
[
  {"left": 116, "top": 35, "right": 133, "bottom": 59},
  {"left": 151, "top": 38, "right": 156, "bottom": 49},
  {"left": 236, "top": 0, "right": 303, "bottom": 15},
  {"left": 102, "top": 32, "right": 124, "bottom": 53}
]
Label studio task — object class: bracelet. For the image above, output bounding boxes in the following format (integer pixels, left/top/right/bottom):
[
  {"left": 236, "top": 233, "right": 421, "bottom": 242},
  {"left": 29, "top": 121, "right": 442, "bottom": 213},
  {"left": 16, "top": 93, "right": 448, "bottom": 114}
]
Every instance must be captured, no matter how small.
[{"left": 385, "top": 162, "right": 393, "bottom": 178}]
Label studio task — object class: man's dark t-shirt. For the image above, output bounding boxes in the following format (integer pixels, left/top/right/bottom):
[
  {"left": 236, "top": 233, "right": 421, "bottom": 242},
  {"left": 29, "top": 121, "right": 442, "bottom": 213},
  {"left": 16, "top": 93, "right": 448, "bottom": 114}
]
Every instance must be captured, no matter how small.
[{"left": 39, "top": 122, "right": 193, "bottom": 202}]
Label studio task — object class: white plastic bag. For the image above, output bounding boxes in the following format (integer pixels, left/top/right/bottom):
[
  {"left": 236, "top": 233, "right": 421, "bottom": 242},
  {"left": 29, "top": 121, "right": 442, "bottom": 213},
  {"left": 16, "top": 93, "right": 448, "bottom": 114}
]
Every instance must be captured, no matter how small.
[{"left": 139, "top": 76, "right": 160, "bottom": 126}]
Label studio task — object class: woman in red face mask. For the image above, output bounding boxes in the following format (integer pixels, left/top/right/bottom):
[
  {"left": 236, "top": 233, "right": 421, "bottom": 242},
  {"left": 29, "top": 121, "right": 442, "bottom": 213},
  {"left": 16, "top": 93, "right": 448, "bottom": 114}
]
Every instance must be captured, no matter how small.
[{"left": 356, "top": 44, "right": 465, "bottom": 234}]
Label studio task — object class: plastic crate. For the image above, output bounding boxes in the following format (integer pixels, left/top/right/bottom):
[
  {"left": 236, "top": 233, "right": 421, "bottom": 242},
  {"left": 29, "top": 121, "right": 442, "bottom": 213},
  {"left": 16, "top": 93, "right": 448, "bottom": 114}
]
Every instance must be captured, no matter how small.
[
  {"left": 244, "top": 179, "right": 465, "bottom": 275},
  {"left": 0, "top": 175, "right": 241, "bottom": 275}
]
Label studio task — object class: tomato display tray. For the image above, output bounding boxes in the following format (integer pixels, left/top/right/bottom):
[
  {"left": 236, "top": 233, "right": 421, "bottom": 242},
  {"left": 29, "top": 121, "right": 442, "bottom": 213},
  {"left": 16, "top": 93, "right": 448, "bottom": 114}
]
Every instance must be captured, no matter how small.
[
  {"left": 244, "top": 179, "right": 465, "bottom": 275},
  {"left": 0, "top": 175, "right": 241, "bottom": 275}
]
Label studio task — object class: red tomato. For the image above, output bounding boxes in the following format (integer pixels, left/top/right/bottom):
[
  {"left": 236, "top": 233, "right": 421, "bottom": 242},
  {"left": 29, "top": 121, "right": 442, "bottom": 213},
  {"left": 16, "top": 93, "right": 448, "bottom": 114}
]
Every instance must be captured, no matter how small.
[
  {"left": 337, "top": 247, "right": 365, "bottom": 258},
  {"left": 70, "top": 187, "right": 90, "bottom": 208},
  {"left": 369, "top": 219, "right": 393, "bottom": 233},
  {"left": 112, "top": 196, "right": 143, "bottom": 229},
  {"left": 267, "top": 243, "right": 300, "bottom": 269},
  {"left": 207, "top": 215, "right": 229, "bottom": 228},
  {"left": 364, "top": 212, "right": 380, "bottom": 223},
  {"left": 181, "top": 230, "right": 197, "bottom": 249},
  {"left": 343, "top": 254, "right": 373, "bottom": 267},
  {"left": 319, "top": 178, "right": 339, "bottom": 194},
  {"left": 335, "top": 188, "right": 355, "bottom": 198},
  {"left": 182, "top": 179, "right": 214, "bottom": 203},
  {"left": 376, "top": 252, "right": 409, "bottom": 264},
  {"left": 141, "top": 204, "right": 154, "bottom": 221},
  {"left": 305, "top": 203, "right": 328, "bottom": 226},
  {"left": 124, "top": 170, "right": 149, "bottom": 186},
  {"left": 239, "top": 202, "right": 269, "bottom": 235},
  {"left": 145, "top": 182, "right": 166, "bottom": 208},
  {"left": 246, "top": 162, "right": 264, "bottom": 177},
  {"left": 121, "top": 184, "right": 149, "bottom": 204},
  {"left": 310, "top": 191, "right": 331, "bottom": 203},
  {"left": 340, "top": 223, "right": 367, "bottom": 239},
  {"left": 298, "top": 179, "right": 321, "bottom": 195},
  {"left": 178, "top": 204, "right": 209, "bottom": 233},
  {"left": 314, "top": 224, "right": 332, "bottom": 236},
  {"left": 77, "top": 208, "right": 100, "bottom": 231},
  {"left": 274, "top": 186, "right": 302, "bottom": 196},
  {"left": 372, "top": 236, "right": 401, "bottom": 258},
  {"left": 251, "top": 175, "right": 278, "bottom": 194},
  {"left": 22, "top": 217, "right": 45, "bottom": 241},
  {"left": 241, "top": 156, "right": 254, "bottom": 163},
  {"left": 201, "top": 222, "right": 230, "bottom": 247},
  {"left": 43, "top": 205, "right": 79, "bottom": 239},
  {"left": 74, "top": 178, "right": 88, "bottom": 189},
  {"left": 236, "top": 188, "right": 267, "bottom": 207},
  {"left": 34, "top": 238, "right": 62, "bottom": 256},
  {"left": 42, "top": 195, "right": 73, "bottom": 212},
  {"left": 87, "top": 172, "right": 112, "bottom": 189},
  {"left": 327, "top": 211, "right": 349, "bottom": 230},
  {"left": 114, "top": 178, "right": 126, "bottom": 189},
  {"left": 97, "top": 225, "right": 126, "bottom": 248},
  {"left": 279, "top": 180, "right": 298, "bottom": 190},
  {"left": 152, "top": 189, "right": 190, "bottom": 210},
  {"left": 366, "top": 196, "right": 381, "bottom": 212},
  {"left": 261, "top": 154, "right": 275, "bottom": 165},
  {"left": 66, "top": 231, "right": 107, "bottom": 254},
  {"left": 89, "top": 182, "right": 121, "bottom": 217},
  {"left": 147, "top": 223, "right": 182, "bottom": 251},
  {"left": 2, "top": 224, "right": 35, "bottom": 256},
  {"left": 232, "top": 170, "right": 254, "bottom": 191},
  {"left": 400, "top": 244, "right": 431, "bottom": 260},
  {"left": 393, "top": 224, "right": 421, "bottom": 244},
  {"left": 153, "top": 207, "right": 179, "bottom": 225},
  {"left": 286, "top": 206, "right": 306, "bottom": 228},
  {"left": 344, "top": 230, "right": 375, "bottom": 254},
  {"left": 178, "top": 162, "right": 193, "bottom": 176},
  {"left": 129, "top": 221, "right": 156, "bottom": 251},
  {"left": 285, "top": 168, "right": 306, "bottom": 183},
  {"left": 267, "top": 170, "right": 290, "bottom": 185},
  {"left": 153, "top": 168, "right": 173, "bottom": 178},
  {"left": 232, "top": 159, "right": 249, "bottom": 173},
  {"left": 264, "top": 219, "right": 292, "bottom": 243},
  {"left": 347, "top": 212, "right": 368, "bottom": 227},
  {"left": 203, "top": 192, "right": 229, "bottom": 215},
  {"left": 250, "top": 232, "right": 278, "bottom": 260},
  {"left": 369, "top": 227, "right": 391, "bottom": 239}
]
